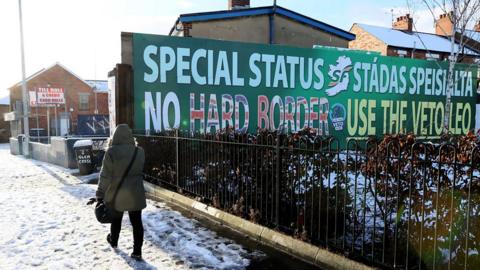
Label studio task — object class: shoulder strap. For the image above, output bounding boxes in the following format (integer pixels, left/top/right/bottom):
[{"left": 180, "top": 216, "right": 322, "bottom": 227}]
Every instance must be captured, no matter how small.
[{"left": 111, "top": 147, "right": 138, "bottom": 205}]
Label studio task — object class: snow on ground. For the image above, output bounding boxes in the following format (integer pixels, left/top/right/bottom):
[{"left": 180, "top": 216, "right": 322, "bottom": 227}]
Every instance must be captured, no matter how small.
[{"left": 0, "top": 144, "right": 264, "bottom": 270}]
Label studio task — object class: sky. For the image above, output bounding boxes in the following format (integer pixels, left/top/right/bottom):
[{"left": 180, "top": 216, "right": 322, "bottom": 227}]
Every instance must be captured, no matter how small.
[{"left": 0, "top": 0, "right": 441, "bottom": 99}]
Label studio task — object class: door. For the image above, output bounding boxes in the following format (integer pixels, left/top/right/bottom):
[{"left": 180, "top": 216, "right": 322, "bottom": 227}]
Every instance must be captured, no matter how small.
[{"left": 60, "top": 118, "right": 68, "bottom": 136}]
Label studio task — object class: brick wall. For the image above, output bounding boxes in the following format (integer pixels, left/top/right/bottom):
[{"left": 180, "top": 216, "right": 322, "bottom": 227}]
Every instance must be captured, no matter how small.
[
  {"left": 274, "top": 15, "right": 349, "bottom": 48},
  {"left": 189, "top": 16, "right": 270, "bottom": 44},
  {"left": 189, "top": 14, "right": 350, "bottom": 48},
  {"left": 386, "top": 47, "right": 431, "bottom": 59},
  {"left": 435, "top": 13, "right": 454, "bottom": 36},
  {"left": 348, "top": 24, "right": 388, "bottom": 55},
  {"left": 228, "top": 0, "right": 249, "bottom": 10},
  {"left": 392, "top": 14, "right": 413, "bottom": 31},
  {"left": 9, "top": 64, "right": 109, "bottom": 135}
]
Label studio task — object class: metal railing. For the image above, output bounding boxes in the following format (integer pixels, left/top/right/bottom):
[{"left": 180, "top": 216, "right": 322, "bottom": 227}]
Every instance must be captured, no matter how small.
[{"left": 135, "top": 130, "right": 480, "bottom": 270}]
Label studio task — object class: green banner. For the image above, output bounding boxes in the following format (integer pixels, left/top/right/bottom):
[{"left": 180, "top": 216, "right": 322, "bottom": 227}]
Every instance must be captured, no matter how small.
[{"left": 133, "top": 33, "right": 478, "bottom": 139}]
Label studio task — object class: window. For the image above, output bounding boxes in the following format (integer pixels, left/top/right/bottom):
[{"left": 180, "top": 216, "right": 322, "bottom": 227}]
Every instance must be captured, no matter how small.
[
  {"left": 78, "top": 93, "right": 90, "bottom": 111},
  {"left": 395, "top": 50, "right": 407, "bottom": 58},
  {"left": 396, "top": 49, "right": 407, "bottom": 56},
  {"left": 426, "top": 53, "right": 440, "bottom": 61}
]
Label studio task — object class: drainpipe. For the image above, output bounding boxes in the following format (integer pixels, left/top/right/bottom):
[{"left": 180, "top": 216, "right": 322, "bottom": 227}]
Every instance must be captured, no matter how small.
[
  {"left": 269, "top": 1, "right": 277, "bottom": 44},
  {"left": 94, "top": 86, "right": 98, "bottom": 115},
  {"left": 411, "top": 41, "right": 416, "bottom": 59}
]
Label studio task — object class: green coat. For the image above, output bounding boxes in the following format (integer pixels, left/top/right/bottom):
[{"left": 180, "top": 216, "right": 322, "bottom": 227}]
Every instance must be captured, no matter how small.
[{"left": 96, "top": 124, "right": 147, "bottom": 211}]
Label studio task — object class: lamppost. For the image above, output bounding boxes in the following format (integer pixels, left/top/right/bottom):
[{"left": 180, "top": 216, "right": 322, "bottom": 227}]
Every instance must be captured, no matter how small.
[
  {"left": 35, "top": 87, "right": 39, "bottom": 141},
  {"left": 18, "top": 0, "right": 30, "bottom": 157},
  {"left": 46, "top": 83, "right": 52, "bottom": 140}
]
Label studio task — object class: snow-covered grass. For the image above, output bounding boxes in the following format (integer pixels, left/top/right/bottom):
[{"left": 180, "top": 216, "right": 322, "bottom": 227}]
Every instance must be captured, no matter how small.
[{"left": 0, "top": 144, "right": 264, "bottom": 269}]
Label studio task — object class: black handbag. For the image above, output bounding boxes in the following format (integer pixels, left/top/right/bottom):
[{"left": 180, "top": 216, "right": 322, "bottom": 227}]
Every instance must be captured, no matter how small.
[{"left": 95, "top": 147, "right": 138, "bottom": 224}]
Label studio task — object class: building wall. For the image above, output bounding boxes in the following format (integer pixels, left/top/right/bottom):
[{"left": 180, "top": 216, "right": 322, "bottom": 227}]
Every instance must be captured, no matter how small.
[
  {"left": 348, "top": 24, "right": 388, "bottom": 55},
  {"left": 121, "top": 32, "right": 134, "bottom": 67},
  {"left": 189, "top": 14, "right": 350, "bottom": 48},
  {"left": 387, "top": 47, "right": 444, "bottom": 60},
  {"left": 190, "top": 16, "right": 270, "bottom": 44},
  {"left": 9, "top": 64, "right": 109, "bottom": 136},
  {"left": 0, "top": 105, "right": 10, "bottom": 142},
  {"left": 386, "top": 46, "right": 478, "bottom": 63},
  {"left": 274, "top": 15, "right": 349, "bottom": 48}
]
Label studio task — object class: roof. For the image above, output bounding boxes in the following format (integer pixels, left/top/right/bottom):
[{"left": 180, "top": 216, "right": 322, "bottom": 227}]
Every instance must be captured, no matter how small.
[
  {"left": 171, "top": 5, "right": 355, "bottom": 41},
  {"left": 85, "top": 80, "right": 108, "bottom": 93},
  {"left": 9, "top": 62, "right": 92, "bottom": 90},
  {"left": 356, "top": 23, "right": 479, "bottom": 56},
  {"left": 465, "top": 29, "right": 480, "bottom": 43}
]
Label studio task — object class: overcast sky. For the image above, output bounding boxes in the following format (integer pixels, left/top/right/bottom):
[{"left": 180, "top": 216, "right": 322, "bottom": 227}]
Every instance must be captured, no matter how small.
[{"left": 0, "top": 0, "right": 440, "bottom": 98}]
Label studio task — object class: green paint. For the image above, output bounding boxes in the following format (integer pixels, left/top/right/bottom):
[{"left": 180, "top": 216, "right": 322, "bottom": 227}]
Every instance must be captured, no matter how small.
[{"left": 132, "top": 33, "right": 478, "bottom": 140}]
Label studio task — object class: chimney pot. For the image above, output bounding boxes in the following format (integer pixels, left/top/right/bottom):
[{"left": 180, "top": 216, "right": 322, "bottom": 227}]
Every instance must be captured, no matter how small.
[
  {"left": 228, "top": 0, "right": 250, "bottom": 10},
  {"left": 474, "top": 20, "right": 480, "bottom": 32},
  {"left": 436, "top": 12, "right": 454, "bottom": 36},
  {"left": 392, "top": 14, "right": 413, "bottom": 31}
]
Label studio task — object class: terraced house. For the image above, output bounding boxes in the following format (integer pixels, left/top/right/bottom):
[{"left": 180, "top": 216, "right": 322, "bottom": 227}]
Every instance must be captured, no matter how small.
[{"left": 349, "top": 13, "right": 480, "bottom": 63}]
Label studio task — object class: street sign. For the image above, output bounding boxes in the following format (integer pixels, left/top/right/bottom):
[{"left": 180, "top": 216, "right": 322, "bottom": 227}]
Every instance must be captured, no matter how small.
[{"left": 29, "top": 87, "right": 65, "bottom": 106}]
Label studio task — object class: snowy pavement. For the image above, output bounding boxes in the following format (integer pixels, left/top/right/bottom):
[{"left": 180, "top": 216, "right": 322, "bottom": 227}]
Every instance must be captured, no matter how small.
[{"left": 0, "top": 144, "right": 264, "bottom": 270}]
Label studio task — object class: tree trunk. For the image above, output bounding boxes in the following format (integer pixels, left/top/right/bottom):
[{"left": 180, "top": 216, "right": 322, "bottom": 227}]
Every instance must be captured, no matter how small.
[{"left": 444, "top": 33, "right": 457, "bottom": 134}]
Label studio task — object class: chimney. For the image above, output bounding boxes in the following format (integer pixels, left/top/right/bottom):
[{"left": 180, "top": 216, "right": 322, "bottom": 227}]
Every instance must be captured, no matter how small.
[
  {"left": 474, "top": 20, "right": 480, "bottom": 32},
  {"left": 228, "top": 0, "right": 250, "bottom": 10},
  {"left": 435, "top": 12, "right": 454, "bottom": 36},
  {"left": 392, "top": 14, "right": 413, "bottom": 31}
]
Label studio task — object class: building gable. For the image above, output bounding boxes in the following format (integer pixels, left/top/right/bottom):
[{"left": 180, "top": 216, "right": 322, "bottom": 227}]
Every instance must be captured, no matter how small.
[
  {"left": 171, "top": 5, "right": 355, "bottom": 41},
  {"left": 9, "top": 62, "right": 92, "bottom": 91},
  {"left": 348, "top": 24, "right": 388, "bottom": 55}
]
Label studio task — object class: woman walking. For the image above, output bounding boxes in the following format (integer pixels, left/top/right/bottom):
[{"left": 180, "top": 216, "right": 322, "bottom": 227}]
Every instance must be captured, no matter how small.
[{"left": 96, "top": 124, "right": 146, "bottom": 260}]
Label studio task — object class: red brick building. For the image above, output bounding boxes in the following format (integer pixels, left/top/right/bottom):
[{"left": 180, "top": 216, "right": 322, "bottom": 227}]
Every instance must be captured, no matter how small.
[
  {"left": 349, "top": 13, "right": 480, "bottom": 63},
  {"left": 0, "top": 95, "right": 10, "bottom": 142},
  {"left": 7, "top": 63, "right": 108, "bottom": 138}
]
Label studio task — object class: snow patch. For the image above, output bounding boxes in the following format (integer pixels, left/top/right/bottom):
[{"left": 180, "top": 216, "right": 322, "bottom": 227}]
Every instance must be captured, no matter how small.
[
  {"left": 0, "top": 144, "right": 264, "bottom": 269},
  {"left": 73, "top": 139, "right": 93, "bottom": 148}
]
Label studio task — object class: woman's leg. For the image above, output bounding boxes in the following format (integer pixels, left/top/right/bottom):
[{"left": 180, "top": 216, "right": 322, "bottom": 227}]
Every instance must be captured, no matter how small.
[
  {"left": 128, "top": 211, "right": 144, "bottom": 255},
  {"left": 110, "top": 211, "right": 124, "bottom": 246}
]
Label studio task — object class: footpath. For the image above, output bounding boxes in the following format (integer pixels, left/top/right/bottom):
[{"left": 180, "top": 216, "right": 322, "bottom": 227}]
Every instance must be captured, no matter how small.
[{"left": 0, "top": 144, "right": 267, "bottom": 269}]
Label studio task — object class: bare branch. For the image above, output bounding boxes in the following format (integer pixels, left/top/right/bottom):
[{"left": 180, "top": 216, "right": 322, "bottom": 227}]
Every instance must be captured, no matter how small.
[{"left": 410, "top": 0, "right": 480, "bottom": 133}]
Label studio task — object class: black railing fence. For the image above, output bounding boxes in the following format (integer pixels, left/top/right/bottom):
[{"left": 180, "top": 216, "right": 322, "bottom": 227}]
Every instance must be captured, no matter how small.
[{"left": 135, "top": 130, "right": 480, "bottom": 270}]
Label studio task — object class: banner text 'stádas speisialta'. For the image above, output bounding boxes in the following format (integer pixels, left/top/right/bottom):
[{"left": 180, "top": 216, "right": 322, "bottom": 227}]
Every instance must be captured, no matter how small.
[{"left": 133, "top": 33, "right": 478, "bottom": 140}]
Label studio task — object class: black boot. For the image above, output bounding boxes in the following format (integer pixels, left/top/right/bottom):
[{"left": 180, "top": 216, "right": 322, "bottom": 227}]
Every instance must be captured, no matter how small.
[
  {"left": 130, "top": 252, "right": 142, "bottom": 261},
  {"left": 107, "top": 234, "right": 118, "bottom": 248}
]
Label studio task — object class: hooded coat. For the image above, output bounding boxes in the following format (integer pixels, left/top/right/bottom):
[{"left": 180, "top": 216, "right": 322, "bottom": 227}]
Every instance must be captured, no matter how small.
[{"left": 96, "top": 124, "right": 147, "bottom": 211}]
